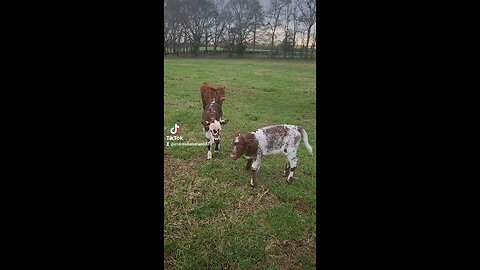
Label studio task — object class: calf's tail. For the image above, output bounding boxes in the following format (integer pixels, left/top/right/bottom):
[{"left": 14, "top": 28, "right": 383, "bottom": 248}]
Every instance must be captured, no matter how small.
[{"left": 298, "top": 126, "right": 313, "bottom": 155}]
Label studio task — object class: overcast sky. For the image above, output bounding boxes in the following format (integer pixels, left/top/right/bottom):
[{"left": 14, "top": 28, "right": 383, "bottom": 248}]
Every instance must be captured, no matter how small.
[
  {"left": 259, "top": 0, "right": 316, "bottom": 46},
  {"left": 259, "top": 0, "right": 270, "bottom": 9}
]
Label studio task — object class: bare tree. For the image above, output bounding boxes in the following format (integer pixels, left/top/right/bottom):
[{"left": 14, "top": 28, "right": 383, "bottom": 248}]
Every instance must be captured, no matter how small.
[
  {"left": 164, "top": 0, "right": 311, "bottom": 58},
  {"left": 227, "top": 0, "right": 263, "bottom": 56},
  {"left": 310, "top": 28, "right": 316, "bottom": 58},
  {"left": 164, "top": 1, "right": 167, "bottom": 55},
  {"left": 296, "top": 0, "right": 316, "bottom": 58},
  {"left": 251, "top": 1, "right": 265, "bottom": 55},
  {"left": 290, "top": 5, "right": 303, "bottom": 58},
  {"left": 180, "top": 0, "right": 215, "bottom": 56},
  {"left": 226, "top": 25, "right": 237, "bottom": 56},
  {"left": 280, "top": 0, "right": 293, "bottom": 58},
  {"left": 210, "top": 0, "right": 230, "bottom": 53},
  {"left": 164, "top": 0, "right": 183, "bottom": 55},
  {"left": 266, "top": 0, "right": 288, "bottom": 55}
]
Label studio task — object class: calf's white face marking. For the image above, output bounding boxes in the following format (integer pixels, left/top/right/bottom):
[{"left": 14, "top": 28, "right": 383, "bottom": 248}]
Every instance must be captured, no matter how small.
[{"left": 209, "top": 120, "right": 221, "bottom": 143}]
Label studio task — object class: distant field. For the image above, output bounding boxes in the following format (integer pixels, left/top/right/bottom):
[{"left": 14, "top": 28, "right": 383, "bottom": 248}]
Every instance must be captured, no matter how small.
[
  {"left": 164, "top": 58, "right": 317, "bottom": 269},
  {"left": 167, "top": 46, "right": 313, "bottom": 55}
]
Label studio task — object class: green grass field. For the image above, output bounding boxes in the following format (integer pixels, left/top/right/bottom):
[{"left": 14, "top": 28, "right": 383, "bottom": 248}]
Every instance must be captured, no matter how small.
[{"left": 164, "top": 58, "right": 316, "bottom": 269}]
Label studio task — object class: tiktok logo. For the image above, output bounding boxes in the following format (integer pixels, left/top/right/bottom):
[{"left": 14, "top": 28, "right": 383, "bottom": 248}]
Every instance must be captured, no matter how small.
[{"left": 170, "top": 123, "right": 180, "bottom": 134}]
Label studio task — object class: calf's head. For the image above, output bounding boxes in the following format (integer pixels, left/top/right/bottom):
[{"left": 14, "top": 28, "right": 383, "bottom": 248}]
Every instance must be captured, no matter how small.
[
  {"left": 230, "top": 132, "right": 255, "bottom": 160},
  {"left": 211, "top": 86, "right": 226, "bottom": 103},
  {"left": 202, "top": 120, "right": 222, "bottom": 144}
]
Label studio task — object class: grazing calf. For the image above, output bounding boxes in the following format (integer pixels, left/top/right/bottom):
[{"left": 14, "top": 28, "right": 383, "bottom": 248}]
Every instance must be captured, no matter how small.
[
  {"left": 230, "top": 124, "right": 313, "bottom": 187},
  {"left": 202, "top": 98, "right": 228, "bottom": 159},
  {"left": 200, "top": 82, "right": 226, "bottom": 110}
]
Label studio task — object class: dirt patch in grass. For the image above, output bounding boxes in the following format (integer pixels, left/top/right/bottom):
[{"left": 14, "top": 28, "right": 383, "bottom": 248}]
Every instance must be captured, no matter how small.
[
  {"left": 293, "top": 197, "right": 313, "bottom": 214},
  {"left": 233, "top": 184, "right": 280, "bottom": 213},
  {"left": 164, "top": 154, "right": 202, "bottom": 198},
  {"left": 163, "top": 155, "right": 174, "bottom": 197},
  {"left": 265, "top": 232, "right": 317, "bottom": 270},
  {"left": 164, "top": 254, "right": 175, "bottom": 270}
]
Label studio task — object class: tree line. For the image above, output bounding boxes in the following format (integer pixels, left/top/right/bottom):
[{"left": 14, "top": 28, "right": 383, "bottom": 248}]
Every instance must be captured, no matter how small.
[{"left": 164, "top": 0, "right": 316, "bottom": 59}]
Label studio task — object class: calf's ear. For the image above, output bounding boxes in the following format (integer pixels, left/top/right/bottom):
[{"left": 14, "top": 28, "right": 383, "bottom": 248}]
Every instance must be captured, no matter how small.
[
  {"left": 247, "top": 138, "right": 254, "bottom": 145},
  {"left": 202, "top": 120, "right": 210, "bottom": 126},
  {"left": 235, "top": 131, "right": 241, "bottom": 136},
  {"left": 220, "top": 119, "right": 229, "bottom": 125}
]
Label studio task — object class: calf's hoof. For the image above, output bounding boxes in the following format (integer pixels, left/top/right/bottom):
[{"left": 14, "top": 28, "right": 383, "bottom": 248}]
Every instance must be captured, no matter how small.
[
  {"left": 286, "top": 176, "right": 294, "bottom": 184},
  {"left": 249, "top": 179, "right": 256, "bottom": 188},
  {"left": 282, "top": 170, "right": 287, "bottom": 177}
]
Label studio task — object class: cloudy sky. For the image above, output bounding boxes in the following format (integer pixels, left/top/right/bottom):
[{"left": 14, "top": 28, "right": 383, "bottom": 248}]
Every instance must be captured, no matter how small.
[
  {"left": 258, "top": 0, "right": 316, "bottom": 46},
  {"left": 259, "top": 0, "right": 270, "bottom": 8}
]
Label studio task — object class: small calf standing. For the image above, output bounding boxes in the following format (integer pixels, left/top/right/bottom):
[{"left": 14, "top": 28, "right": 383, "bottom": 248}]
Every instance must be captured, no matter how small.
[
  {"left": 202, "top": 98, "right": 228, "bottom": 159},
  {"left": 200, "top": 82, "right": 226, "bottom": 110},
  {"left": 230, "top": 124, "right": 313, "bottom": 187}
]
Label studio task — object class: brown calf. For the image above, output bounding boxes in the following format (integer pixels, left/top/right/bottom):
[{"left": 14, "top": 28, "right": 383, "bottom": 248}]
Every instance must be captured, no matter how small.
[{"left": 200, "top": 82, "right": 226, "bottom": 110}]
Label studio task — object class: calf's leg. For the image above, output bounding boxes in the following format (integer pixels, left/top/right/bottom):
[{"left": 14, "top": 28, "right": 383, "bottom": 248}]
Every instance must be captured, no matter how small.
[
  {"left": 286, "top": 156, "right": 298, "bottom": 183},
  {"left": 282, "top": 162, "right": 290, "bottom": 177},
  {"left": 250, "top": 169, "right": 257, "bottom": 187},
  {"left": 245, "top": 159, "right": 253, "bottom": 170},
  {"left": 249, "top": 158, "right": 262, "bottom": 187},
  {"left": 205, "top": 131, "right": 212, "bottom": 159},
  {"left": 207, "top": 141, "right": 212, "bottom": 159}
]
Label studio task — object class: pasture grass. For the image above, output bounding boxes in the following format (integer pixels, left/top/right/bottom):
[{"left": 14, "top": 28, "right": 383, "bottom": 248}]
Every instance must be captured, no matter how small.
[{"left": 164, "top": 58, "right": 316, "bottom": 269}]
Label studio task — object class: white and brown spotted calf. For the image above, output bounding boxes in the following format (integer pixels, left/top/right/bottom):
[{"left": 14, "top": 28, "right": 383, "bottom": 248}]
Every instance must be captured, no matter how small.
[
  {"left": 202, "top": 98, "right": 228, "bottom": 159},
  {"left": 230, "top": 124, "right": 313, "bottom": 187}
]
